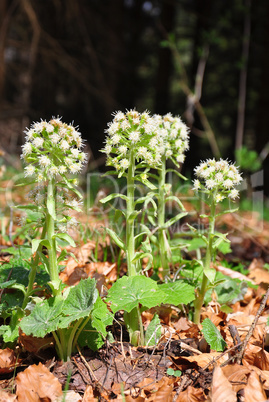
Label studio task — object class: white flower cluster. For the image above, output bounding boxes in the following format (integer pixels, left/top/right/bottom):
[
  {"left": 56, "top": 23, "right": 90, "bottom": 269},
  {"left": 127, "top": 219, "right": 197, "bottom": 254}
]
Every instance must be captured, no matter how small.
[
  {"left": 21, "top": 118, "right": 87, "bottom": 181},
  {"left": 101, "top": 110, "right": 189, "bottom": 173},
  {"left": 152, "top": 113, "right": 190, "bottom": 165},
  {"left": 193, "top": 158, "right": 242, "bottom": 202}
]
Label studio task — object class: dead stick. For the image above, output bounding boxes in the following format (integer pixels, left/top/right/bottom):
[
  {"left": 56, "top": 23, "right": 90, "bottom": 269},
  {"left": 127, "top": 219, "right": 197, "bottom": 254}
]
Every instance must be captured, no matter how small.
[{"left": 236, "top": 286, "right": 269, "bottom": 365}]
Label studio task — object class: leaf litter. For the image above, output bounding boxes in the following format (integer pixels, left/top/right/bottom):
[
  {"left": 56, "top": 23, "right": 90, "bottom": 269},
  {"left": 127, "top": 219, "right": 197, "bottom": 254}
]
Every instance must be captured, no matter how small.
[{"left": 0, "top": 209, "right": 269, "bottom": 400}]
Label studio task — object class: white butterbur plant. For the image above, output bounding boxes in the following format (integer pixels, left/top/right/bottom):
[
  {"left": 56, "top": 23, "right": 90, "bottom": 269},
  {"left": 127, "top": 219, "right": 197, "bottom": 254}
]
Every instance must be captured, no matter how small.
[
  {"left": 192, "top": 158, "right": 243, "bottom": 324},
  {"left": 146, "top": 114, "right": 189, "bottom": 278},
  {"left": 17, "top": 118, "right": 113, "bottom": 362},
  {"left": 19, "top": 118, "right": 87, "bottom": 306}
]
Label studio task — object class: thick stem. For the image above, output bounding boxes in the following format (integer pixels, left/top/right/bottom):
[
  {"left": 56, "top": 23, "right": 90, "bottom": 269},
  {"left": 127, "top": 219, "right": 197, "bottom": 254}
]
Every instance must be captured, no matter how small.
[
  {"left": 126, "top": 149, "right": 136, "bottom": 276},
  {"left": 158, "top": 156, "right": 170, "bottom": 278},
  {"left": 66, "top": 317, "right": 84, "bottom": 361},
  {"left": 46, "top": 178, "right": 60, "bottom": 295},
  {"left": 52, "top": 330, "right": 64, "bottom": 362},
  {"left": 193, "top": 197, "right": 216, "bottom": 324},
  {"left": 125, "top": 149, "right": 141, "bottom": 345},
  {"left": 22, "top": 225, "right": 46, "bottom": 309}
]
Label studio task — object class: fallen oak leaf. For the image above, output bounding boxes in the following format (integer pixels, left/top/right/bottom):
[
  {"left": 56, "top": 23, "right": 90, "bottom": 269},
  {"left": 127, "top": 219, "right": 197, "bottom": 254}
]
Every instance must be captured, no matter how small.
[
  {"left": 0, "top": 390, "right": 17, "bottom": 401},
  {"left": 244, "top": 371, "right": 267, "bottom": 402},
  {"left": 221, "top": 363, "right": 250, "bottom": 393},
  {"left": 175, "top": 385, "right": 205, "bottom": 401},
  {"left": 207, "top": 366, "right": 236, "bottom": 402},
  {"left": 16, "top": 362, "right": 63, "bottom": 402},
  {"left": 0, "top": 348, "right": 21, "bottom": 374}
]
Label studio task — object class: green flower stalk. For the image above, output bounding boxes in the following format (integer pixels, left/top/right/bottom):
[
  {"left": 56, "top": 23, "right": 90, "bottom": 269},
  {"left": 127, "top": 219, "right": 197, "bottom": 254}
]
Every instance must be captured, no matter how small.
[
  {"left": 152, "top": 114, "right": 189, "bottom": 278},
  {"left": 20, "top": 118, "right": 86, "bottom": 300},
  {"left": 192, "top": 158, "right": 242, "bottom": 324},
  {"left": 100, "top": 109, "right": 162, "bottom": 345}
]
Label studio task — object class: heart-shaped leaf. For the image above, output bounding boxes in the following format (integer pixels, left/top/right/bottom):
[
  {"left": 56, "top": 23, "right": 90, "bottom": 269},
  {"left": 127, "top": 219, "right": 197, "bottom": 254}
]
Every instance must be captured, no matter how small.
[{"left": 106, "top": 275, "right": 166, "bottom": 313}]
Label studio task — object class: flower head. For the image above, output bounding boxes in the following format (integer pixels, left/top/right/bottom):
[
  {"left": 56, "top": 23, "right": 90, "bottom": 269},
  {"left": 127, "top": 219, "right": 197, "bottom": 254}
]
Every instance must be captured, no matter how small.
[
  {"left": 193, "top": 158, "right": 242, "bottom": 202},
  {"left": 21, "top": 118, "right": 87, "bottom": 181}
]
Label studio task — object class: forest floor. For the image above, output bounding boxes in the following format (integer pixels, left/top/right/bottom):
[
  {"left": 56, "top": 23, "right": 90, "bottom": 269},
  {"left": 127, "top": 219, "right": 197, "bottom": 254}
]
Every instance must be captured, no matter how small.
[{"left": 0, "top": 182, "right": 269, "bottom": 401}]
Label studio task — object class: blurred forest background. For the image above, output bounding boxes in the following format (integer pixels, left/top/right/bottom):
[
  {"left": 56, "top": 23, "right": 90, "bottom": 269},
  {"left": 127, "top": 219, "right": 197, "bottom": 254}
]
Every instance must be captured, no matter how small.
[{"left": 0, "top": 0, "right": 269, "bottom": 195}]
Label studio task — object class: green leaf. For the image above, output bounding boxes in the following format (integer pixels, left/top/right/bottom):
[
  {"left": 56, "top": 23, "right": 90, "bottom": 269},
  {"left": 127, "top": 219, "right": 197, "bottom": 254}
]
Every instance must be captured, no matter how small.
[
  {"left": 127, "top": 210, "right": 142, "bottom": 223},
  {"left": 165, "top": 196, "right": 185, "bottom": 211},
  {"left": 166, "top": 169, "right": 187, "bottom": 180},
  {"left": 145, "top": 314, "right": 162, "bottom": 346},
  {"left": 106, "top": 228, "right": 125, "bottom": 250},
  {"left": 47, "top": 195, "right": 56, "bottom": 220},
  {"left": 167, "top": 368, "right": 182, "bottom": 377},
  {"left": 201, "top": 318, "right": 227, "bottom": 352},
  {"left": 15, "top": 204, "right": 38, "bottom": 211},
  {"left": 32, "top": 239, "right": 51, "bottom": 253},
  {"left": 100, "top": 193, "right": 128, "bottom": 204},
  {"left": 161, "top": 212, "right": 188, "bottom": 229},
  {"left": 203, "top": 267, "right": 216, "bottom": 283},
  {"left": 20, "top": 297, "right": 64, "bottom": 337},
  {"left": 187, "top": 238, "right": 207, "bottom": 252},
  {"left": 54, "top": 233, "right": 76, "bottom": 247},
  {"left": 107, "top": 276, "right": 167, "bottom": 313},
  {"left": 158, "top": 281, "right": 195, "bottom": 305},
  {"left": 59, "top": 277, "right": 98, "bottom": 327},
  {"left": 91, "top": 296, "right": 114, "bottom": 336}
]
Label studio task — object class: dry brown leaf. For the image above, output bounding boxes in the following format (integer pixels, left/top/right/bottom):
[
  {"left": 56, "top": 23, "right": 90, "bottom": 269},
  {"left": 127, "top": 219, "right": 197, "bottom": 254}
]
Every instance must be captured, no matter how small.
[
  {"left": 182, "top": 352, "right": 228, "bottom": 368},
  {"left": 216, "top": 264, "right": 256, "bottom": 284},
  {"left": 207, "top": 366, "right": 236, "bottom": 402},
  {"left": 0, "top": 348, "right": 21, "bottom": 374},
  {"left": 248, "top": 258, "right": 269, "bottom": 284},
  {"left": 226, "top": 313, "right": 266, "bottom": 344},
  {"left": 16, "top": 362, "right": 63, "bottom": 402},
  {"left": 244, "top": 371, "right": 267, "bottom": 402},
  {"left": 147, "top": 377, "right": 174, "bottom": 401},
  {"left": 243, "top": 343, "right": 269, "bottom": 370},
  {"left": 82, "top": 385, "right": 97, "bottom": 401},
  {"left": 0, "top": 390, "right": 17, "bottom": 401},
  {"left": 221, "top": 363, "right": 250, "bottom": 393},
  {"left": 19, "top": 329, "right": 54, "bottom": 353},
  {"left": 176, "top": 385, "right": 205, "bottom": 401}
]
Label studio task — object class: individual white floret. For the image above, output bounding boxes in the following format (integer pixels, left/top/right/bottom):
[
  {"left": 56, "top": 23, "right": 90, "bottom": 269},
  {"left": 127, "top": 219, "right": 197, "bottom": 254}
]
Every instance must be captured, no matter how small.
[
  {"left": 48, "top": 166, "right": 58, "bottom": 177},
  {"left": 119, "top": 145, "right": 128, "bottom": 154},
  {"left": 69, "top": 162, "right": 82, "bottom": 173},
  {"left": 119, "top": 158, "right": 130, "bottom": 169},
  {"left": 215, "top": 194, "right": 225, "bottom": 203},
  {"left": 25, "top": 165, "right": 35, "bottom": 177},
  {"left": 60, "top": 140, "right": 70, "bottom": 151},
  {"left": 39, "top": 155, "right": 51, "bottom": 168},
  {"left": 176, "top": 154, "right": 185, "bottom": 163},
  {"left": 228, "top": 189, "right": 240, "bottom": 199},
  {"left": 223, "top": 179, "right": 234, "bottom": 188},
  {"left": 22, "top": 142, "right": 32, "bottom": 155},
  {"left": 205, "top": 179, "right": 217, "bottom": 189},
  {"left": 58, "top": 165, "right": 67, "bottom": 174},
  {"left": 50, "top": 133, "right": 61, "bottom": 144},
  {"left": 32, "top": 137, "right": 44, "bottom": 148},
  {"left": 193, "top": 179, "right": 201, "bottom": 190},
  {"left": 137, "top": 146, "right": 148, "bottom": 157},
  {"left": 107, "top": 122, "right": 119, "bottom": 135},
  {"left": 70, "top": 148, "right": 80, "bottom": 158},
  {"left": 111, "top": 134, "right": 121, "bottom": 145},
  {"left": 129, "top": 131, "right": 140, "bottom": 143}
]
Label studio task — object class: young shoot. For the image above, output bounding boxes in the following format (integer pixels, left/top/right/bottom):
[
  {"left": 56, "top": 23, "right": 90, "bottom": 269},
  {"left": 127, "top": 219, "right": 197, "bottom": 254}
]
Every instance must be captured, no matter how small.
[{"left": 192, "top": 158, "right": 242, "bottom": 324}]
